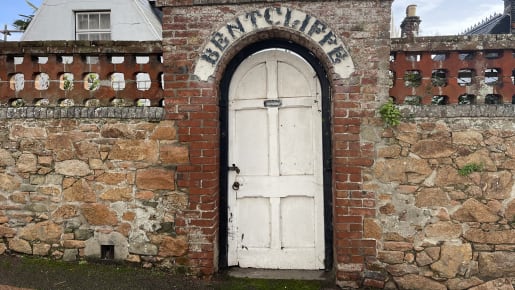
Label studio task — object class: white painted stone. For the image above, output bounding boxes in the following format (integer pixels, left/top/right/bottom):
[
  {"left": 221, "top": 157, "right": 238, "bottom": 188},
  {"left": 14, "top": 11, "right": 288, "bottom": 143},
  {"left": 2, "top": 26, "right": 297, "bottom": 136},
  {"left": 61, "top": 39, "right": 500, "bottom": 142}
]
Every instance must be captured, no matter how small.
[{"left": 194, "top": 7, "right": 354, "bottom": 81}]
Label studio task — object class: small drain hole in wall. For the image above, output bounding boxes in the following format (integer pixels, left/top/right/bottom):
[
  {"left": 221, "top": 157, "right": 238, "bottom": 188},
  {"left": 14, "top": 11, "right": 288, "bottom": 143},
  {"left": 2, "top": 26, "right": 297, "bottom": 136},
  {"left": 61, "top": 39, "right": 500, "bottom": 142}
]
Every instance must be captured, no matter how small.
[{"left": 101, "top": 245, "right": 114, "bottom": 260}]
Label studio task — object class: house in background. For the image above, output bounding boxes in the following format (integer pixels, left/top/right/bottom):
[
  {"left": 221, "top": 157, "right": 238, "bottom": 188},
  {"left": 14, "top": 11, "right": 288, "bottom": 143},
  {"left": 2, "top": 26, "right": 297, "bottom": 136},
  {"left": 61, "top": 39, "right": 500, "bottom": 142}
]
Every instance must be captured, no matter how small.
[
  {"left": 21, "top": 0, "right": 162, "bottom": 41},
  {"left": 462, "top": 0, "right": 514, "bottom": 34}
]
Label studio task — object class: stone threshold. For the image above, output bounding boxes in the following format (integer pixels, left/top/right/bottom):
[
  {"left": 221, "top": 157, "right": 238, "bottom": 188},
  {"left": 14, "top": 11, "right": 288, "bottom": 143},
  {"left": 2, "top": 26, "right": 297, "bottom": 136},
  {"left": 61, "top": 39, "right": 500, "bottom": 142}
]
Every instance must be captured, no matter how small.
[{"left": 226, "top": 267, "right": 330, "bottom": 281}]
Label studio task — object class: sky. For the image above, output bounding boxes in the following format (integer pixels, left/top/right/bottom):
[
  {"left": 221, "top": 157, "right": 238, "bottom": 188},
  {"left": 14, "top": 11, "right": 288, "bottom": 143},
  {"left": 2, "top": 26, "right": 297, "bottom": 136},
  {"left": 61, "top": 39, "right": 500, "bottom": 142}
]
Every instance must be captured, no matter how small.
[
  {"left": 0, "top": 0, "right": 507, "bottom": 40},
  {"left": 0, "top": 0, "right": 43, "bottom": 40},
  {"left": 392, "top": 0, "right": 504, "bottom": 36}
]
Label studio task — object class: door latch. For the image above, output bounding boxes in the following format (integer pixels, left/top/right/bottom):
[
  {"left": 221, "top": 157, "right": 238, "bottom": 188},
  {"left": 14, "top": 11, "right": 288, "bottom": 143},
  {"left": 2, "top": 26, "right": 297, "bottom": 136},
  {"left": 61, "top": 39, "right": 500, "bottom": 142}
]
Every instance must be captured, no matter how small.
[{"left": 228, "top": 164, "right": 240, "bottom": 174}]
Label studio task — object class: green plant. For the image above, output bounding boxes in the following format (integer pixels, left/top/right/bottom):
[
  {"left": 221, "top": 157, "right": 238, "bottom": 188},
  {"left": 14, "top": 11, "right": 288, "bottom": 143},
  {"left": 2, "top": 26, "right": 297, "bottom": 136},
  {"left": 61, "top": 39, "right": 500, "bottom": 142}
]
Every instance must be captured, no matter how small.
[
  {"left": 379, "top": 100, "right": 401, "bottom": 127},
  {"left": 87, "top": 73, "right": 100, "bottom": 91},
  {"left": 403, "top": 71, "right": 422, "bottom": 87},
  {"left": 458, "top": 163, "right": 483, "bottom": 176},
  {"left": 63, "top": 74, "right": 73, "bottom": 91}
]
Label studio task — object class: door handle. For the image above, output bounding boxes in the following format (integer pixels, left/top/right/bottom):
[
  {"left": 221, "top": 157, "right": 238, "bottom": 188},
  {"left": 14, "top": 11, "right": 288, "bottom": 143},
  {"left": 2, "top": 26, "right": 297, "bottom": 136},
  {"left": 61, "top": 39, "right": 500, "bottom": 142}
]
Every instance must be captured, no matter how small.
[
  {"left": 228, "top": 164, "right": 240, "bottom": 174},
  {"left": 232, "top": 181, "right": 240, "bottom": 191}
]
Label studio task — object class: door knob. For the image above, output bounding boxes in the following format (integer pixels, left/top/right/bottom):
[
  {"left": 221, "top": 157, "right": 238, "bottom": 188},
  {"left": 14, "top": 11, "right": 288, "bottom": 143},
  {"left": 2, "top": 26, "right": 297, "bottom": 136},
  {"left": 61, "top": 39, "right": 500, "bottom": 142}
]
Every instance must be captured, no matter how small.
[{"left": 232, "top": 181, "right": 240, "bottom": 191}]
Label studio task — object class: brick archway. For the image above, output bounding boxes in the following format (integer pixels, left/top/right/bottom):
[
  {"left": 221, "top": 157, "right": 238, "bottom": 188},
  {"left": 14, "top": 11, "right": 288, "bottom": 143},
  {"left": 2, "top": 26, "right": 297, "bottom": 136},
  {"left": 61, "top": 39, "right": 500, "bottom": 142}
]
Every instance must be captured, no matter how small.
[{"left": 160, "top": 2, "right": 389, "bottom": 286}]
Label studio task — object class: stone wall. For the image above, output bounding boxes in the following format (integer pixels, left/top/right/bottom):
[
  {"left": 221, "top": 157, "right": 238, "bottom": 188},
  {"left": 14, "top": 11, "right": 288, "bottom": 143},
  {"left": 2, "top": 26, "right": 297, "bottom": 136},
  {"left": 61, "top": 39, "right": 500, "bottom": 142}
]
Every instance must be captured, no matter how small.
[
  {"left": 0, "top": 108, "right": 196, "bottom": 273},
  {"left": 365, "top": 105, "right": 515, "bottom": 289}
]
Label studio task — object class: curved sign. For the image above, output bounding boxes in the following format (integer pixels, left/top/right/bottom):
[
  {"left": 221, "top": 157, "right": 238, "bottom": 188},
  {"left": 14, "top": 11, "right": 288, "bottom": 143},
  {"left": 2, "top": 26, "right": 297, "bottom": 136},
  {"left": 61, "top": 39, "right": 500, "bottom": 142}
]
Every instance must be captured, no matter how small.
[{"left": 194, "top": 7, "right": 355, "bottom": 81}]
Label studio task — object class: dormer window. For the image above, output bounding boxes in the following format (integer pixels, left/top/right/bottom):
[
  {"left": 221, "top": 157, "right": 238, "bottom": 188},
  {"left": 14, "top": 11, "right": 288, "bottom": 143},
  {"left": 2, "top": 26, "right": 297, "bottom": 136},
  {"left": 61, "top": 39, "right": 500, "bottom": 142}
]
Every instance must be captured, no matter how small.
[{"left": 76, "top": 11, "right": 111, "bottom": 40}]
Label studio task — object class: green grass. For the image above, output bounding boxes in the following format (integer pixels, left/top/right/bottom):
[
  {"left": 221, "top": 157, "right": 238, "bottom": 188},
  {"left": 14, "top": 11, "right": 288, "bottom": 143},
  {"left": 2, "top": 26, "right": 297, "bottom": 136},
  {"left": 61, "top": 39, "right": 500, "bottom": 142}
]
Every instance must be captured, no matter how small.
[
  {"left": 0, "top": 255, "right": 330, "bottom": 290},
  {"left": 217, "top": 277, "right": 322, "bottom": 290}
]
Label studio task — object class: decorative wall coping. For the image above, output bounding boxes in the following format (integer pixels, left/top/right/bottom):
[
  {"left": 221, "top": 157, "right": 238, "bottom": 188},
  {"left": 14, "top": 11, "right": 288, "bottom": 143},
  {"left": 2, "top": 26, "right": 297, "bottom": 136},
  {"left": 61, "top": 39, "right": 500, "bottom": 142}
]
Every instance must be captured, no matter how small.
[
  {"left": 391, "top": 34, "right": 514, "bottom": 51},
  {"left": 0, "top": 41, "right": 162, "bottom": 54},
  {"left": 400, "top": 104, "right": 515, "bottom": 118},
  {"left": 0, "top": 106, "right": 165, "bottom": 121},
  {"left": 156, "top": 0, "right": 393, "bottom": 7}
]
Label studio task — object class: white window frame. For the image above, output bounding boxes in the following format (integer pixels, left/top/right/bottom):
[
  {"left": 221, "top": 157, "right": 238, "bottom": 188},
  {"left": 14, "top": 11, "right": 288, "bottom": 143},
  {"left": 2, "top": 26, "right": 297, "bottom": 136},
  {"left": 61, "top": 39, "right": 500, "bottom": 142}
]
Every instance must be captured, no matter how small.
[{"left": 75, "top": 11, "right": 111, "bottom": 41}]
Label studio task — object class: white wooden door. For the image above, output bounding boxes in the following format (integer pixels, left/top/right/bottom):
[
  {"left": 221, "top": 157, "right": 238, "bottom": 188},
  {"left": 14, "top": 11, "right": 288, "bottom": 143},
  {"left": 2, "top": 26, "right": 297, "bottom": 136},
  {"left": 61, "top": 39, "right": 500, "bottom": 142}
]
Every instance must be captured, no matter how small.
[{"left": 227, "top": 49, "right": 324, "bottom": 269}]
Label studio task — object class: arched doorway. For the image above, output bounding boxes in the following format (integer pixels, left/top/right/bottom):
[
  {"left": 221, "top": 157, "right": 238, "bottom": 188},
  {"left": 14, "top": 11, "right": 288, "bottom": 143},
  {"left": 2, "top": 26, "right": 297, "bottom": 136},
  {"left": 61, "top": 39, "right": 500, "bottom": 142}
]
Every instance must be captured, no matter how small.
[{"left": 220, "top": 40, "right": 333, "bottom": 270}]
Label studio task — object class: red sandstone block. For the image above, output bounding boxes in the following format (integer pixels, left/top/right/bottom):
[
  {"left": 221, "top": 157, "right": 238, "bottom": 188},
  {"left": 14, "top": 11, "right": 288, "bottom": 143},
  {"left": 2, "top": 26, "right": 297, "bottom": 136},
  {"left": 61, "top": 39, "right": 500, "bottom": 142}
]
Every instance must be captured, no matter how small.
[
  {"left": 165, "top": 113, "right": 187, "bottom": 120},
  {"left": 334, "top": 134, "right": 360, "bottom": 142},
  {"left": 189, "top": 219, "right": 215, "bottom": 228},
  {"left": 334, "top": 166, "right": 362, "bottom": 174},
  {"left": 350, "top": 239, "right": 377, "bottom": 248},
  {"left": 333, "top": 117, "right": 361, "bottom": 125},
  {"left": 349, "top": 224, "right": 363, "bottom": 232},
  {"left": 190, "top": 112, "right": 217, "bottom": 120},
  {"left": 336, "top": 231, "right": 362, "bottom": 239},
  {"left": 363, "top": 278, "right": 385, "bottom": 288},
  {"left": 335, "top": 215, "right": 362, "bottom": 223},
  {"left": 349, "top": 174, "right": 362, "bottom": 182},
  {"left": 179, "top": 134, "right": 205, "bottom": 142},
  {"left": 189, "top": 188, "right": 214, "bottom": 195},
  {"left": 190, "top": 157, "right": 217, "bottom": 165},
  {"left": 335, "top": 182, "right": 360, "bottom": 191},
  {"left": 362, "top": 247, "right": 377, "bottom": 256},
  {"left": 177, "top": 89, "right": 201, "bottom": 97},
  {"left": 202, "top": 105, "right": 218, "bottom": 113},
  {"left": 176, "top": 165, "right": 201, "bottom": 172},
  {"left": 337, "top": 271, "right": 361, "bottom": 281},
  {"left": 345, "top": 157, "right": 374, "bottom": 166},
  {"left": 349, "top": 208, "right": 375, "bottom": 217},
  {"left": 190, "top": 127, "right": 217, "bottom": 135},
  {"left": 351, "top": 191, "right": 375, "bottom": 199},
  {"left": 363, "top": 200, "right": 376, "bottom": 207},
  {"left": 334, "top": 149, "right": 361, "bottom": 157}
]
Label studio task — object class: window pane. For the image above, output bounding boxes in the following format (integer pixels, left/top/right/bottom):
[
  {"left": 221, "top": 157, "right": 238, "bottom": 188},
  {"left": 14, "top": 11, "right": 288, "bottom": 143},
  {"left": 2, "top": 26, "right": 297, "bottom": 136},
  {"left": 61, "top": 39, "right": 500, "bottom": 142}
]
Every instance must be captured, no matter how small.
[
  {"left": 100, "top": 33, "right": 111, "bottom": 40},
  {"left": 78, "top": 14, "right": 89, "bottom": 29},
  {"left": 77, "top": 33, "right": 89, "bottom": 40},
  {"left": 89, "top": 14, "right": 100, "bottom": 29},
  {"left": 89, "top": 33, "right": 101, "bottom": 41},
  {"left": 100, "top": 14, "right": 110, "bottom": 29}
]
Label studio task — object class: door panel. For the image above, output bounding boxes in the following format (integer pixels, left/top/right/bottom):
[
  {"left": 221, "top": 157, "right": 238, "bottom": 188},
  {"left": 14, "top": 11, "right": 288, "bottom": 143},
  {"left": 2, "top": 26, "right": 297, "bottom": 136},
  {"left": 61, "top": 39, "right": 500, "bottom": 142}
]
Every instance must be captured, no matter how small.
[
  {"left": 279, "top": 107, "right": 313, "bottom": 175},
  {"left": 234, "top": 108, "right": 269, "bottom": 175},
  {"left": 237, "top": 197, "right": 271, "bottom": 248},
  {"left": 281, "top": 196, "right": 315, "bottom": 248},
  {"left": 227, "top": 49, "right": 324, "bottom": 269}
]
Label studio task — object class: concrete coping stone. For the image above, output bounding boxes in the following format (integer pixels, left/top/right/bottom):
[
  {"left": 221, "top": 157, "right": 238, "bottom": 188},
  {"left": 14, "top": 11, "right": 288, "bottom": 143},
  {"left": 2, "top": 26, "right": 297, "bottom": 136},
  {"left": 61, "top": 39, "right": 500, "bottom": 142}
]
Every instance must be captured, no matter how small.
[
  {"left": 0, "top": 107, "right": 165, "bottom": 121},
  {"left": 400, "top": 104, "right": 515, "bottom": 119}
]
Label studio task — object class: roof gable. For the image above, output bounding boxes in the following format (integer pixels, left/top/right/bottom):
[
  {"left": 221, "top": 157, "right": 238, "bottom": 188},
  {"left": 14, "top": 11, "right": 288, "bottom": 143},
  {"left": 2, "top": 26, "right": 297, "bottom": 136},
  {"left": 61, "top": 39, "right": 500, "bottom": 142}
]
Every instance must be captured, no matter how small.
[{"left": 22, "top": 0, "right": 162, "bottom": 41}]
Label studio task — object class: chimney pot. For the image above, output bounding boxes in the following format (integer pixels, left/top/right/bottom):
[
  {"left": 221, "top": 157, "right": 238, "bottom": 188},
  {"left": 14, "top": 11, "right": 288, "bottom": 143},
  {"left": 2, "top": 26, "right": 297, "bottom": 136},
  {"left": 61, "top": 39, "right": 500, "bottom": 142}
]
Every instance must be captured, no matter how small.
[{"left": 406, "top": 5, "right": 417, "bottom": 17}]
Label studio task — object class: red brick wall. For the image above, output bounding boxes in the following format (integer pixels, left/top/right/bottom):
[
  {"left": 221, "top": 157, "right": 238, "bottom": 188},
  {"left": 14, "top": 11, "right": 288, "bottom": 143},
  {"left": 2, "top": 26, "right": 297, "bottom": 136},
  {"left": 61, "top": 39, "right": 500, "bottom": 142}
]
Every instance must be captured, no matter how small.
[{"left": 159, "top": 0, "right": 392, "bottom": 286}]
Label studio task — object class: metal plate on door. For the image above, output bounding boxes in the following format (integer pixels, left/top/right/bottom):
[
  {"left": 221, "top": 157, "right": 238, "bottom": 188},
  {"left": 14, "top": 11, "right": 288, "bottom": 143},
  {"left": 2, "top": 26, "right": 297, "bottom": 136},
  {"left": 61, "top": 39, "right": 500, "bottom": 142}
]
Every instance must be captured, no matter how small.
[{"left": 264, "top": 99, "right": 282, "bottom": 108}]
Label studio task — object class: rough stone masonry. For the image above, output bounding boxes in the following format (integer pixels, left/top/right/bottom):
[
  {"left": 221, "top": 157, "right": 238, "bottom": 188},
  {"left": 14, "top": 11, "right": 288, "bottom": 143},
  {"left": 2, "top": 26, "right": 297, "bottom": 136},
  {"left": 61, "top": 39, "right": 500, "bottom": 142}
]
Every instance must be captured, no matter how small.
[
  {"left": 363, "top": 106, "right": 515, "bottom": 290},
  {"left": 0, "top": 109, "right": 193, "bottom": 271}
]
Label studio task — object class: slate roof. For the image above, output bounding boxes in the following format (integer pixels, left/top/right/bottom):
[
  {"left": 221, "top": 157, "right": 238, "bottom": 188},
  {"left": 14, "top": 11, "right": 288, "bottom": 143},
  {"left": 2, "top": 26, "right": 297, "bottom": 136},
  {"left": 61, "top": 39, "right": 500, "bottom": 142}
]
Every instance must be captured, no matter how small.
[{"left": 462, "top": 13, "right": 511, "bottom": 35}]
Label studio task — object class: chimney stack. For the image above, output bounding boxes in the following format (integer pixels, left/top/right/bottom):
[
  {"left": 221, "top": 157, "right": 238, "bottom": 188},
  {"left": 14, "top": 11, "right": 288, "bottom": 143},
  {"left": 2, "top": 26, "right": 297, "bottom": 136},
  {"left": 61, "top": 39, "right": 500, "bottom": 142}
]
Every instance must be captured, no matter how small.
[
  {"left": 400, "top": 4, "right": 421, "bottom": 38},
  {"left": 506, "top": 0, "right": 515, "bottom": 34}
]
